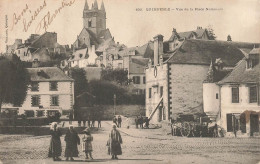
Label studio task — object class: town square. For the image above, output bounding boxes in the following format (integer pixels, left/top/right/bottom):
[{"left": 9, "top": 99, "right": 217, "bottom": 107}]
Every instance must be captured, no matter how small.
[{"left": 0, "top": 0, "right": 260, "bottom": 163}]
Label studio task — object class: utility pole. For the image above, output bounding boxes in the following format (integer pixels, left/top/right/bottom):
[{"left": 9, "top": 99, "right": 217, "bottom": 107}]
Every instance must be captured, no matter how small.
[{"left": 113, "top": 94, "right": 116, "bottom": 116}]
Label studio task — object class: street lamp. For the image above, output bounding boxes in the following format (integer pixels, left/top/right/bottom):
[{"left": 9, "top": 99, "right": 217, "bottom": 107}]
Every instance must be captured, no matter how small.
[{"left": 113, "top": 94, "right": 116, "bottom": 116}]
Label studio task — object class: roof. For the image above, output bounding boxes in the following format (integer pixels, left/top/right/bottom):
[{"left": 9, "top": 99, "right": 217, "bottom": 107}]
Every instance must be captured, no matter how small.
[
  {"left": 218, "top": 48, "right": 260, "bottom": 84},
  {"left": 166, "top": 39, "right": 246, "bottom": 66},
  {"left": 69, "top": 48, "right": 88, "bottom": 61},
  {"left": 129, "top": 57, "right": 149, "bottom": 74},
  {"left": 169, "top": 28, "right": 207, "bottom": 41},
  {"left": 27, "top": 67, "right": 74, "bottom": 82}
]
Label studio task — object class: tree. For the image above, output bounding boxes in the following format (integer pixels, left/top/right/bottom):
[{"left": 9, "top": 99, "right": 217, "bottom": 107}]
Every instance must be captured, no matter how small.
[
  {"left": 101, "top": 68, "right": 128, "bottom": 85},
  {"left": 69, "top": 67, "right": 88, "bottom": 97},
  {"left": 0, "top": 54, "right": 30, "bottom": 112},
  {"left": 206, "top": 25, "right": 217, "bottom": 40},
  {"left": 227, "top": 35, "right": 232, "bottom": 41}
]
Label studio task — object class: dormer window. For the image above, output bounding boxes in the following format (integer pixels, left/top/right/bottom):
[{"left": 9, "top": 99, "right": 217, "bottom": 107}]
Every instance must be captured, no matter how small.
[{"left": 247, "top": 54, "right": 259, "bottom": 69}]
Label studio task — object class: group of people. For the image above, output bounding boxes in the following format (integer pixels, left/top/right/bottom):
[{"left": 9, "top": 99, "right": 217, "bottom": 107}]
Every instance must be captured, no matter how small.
[
  {"left": 135, "top": 115, "right": 149, "bottom": 129},
  {"left": 112, "top": 115, "right": 122, "bottom": 128},
  {"left": 48, "top": 122, "right": 123, "bottom": 161},
  {"left": 69, "top": 113, "right": 102, "bottom": 128}
]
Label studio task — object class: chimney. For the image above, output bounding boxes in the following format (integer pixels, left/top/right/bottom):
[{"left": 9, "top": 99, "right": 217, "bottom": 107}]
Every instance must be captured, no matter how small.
[
  {"left": 32, "top": 59, "right": 40, "bottom": 68},
  {"left": 172, "top": 28, "right": 176, "bottom": 33},
  {"left": 153, "top": 34, "right": 164, "bottom": 66}
]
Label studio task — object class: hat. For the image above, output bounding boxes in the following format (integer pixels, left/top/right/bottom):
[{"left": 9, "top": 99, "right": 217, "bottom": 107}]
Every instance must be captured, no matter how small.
[{"left": 112, "top": 124, "right": 117, "bottom": 128}]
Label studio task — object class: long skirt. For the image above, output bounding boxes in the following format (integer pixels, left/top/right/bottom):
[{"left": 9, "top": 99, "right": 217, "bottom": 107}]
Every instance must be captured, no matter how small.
[
  {"left": 110, "top": 141, "right": 122, "bottom": 155},
  {"left": 65, "top": 143, "right": 79, "bottom": 157},
  {"left": 48, "top": 138, "right": 62, "bottom": 157}
]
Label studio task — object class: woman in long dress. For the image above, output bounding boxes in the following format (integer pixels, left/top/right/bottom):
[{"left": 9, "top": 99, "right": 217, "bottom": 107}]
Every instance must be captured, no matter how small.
[
  {"left": 107, "top": 124, "right": 123, "bottom": 159},
  {"left": 48, "top": 122, "right": 62, "bottom": 161},
  {"left": 64, "top": 125, "right": 80, "bottom": 161}
]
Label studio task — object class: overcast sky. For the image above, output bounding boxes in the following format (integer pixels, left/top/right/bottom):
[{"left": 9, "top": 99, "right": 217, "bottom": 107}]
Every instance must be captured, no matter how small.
[{"left": 0, "top": 0, "right": 259, "bottom": 53}]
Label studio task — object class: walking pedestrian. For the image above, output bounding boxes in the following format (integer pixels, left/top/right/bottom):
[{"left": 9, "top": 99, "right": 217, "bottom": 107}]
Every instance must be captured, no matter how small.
[
  {"left": 112, "top": 116, "right": 118, "bottom": 127},
  {"left": 82, "top": 128, "right": 93, "bottom": 160},
  {"left": 107, "top": 124, "right": 123, "bottom": 160},
  {"left": 65, "top": 125, "right": 80, "bottom": 161},
  {"left": 117, "top": 115, "right": 122, "bottom": 128},
  {"left": 48, "top": 122, "right": 62, "bottom": 161}
]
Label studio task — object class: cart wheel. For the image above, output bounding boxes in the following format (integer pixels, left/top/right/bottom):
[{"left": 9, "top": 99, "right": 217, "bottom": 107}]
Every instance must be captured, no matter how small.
[{"left": 181, "top": 122, "right": 191, "bottom": 137}]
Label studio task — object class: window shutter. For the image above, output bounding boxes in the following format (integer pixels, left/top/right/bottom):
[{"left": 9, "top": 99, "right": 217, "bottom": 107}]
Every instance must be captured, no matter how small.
[{"left": 258, "top": 83, "right": 260, "bottom": 106}]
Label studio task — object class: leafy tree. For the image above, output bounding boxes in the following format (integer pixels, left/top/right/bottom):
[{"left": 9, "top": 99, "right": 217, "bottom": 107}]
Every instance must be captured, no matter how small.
[
  {"left": 0, "top": 54, "right": 30, "bottom": 112},
  {"left": 227, "top": 35, "right": 232, "bottom": 41},
  {"left": 206, "top": 25, "right": 217, "bottom": 40},
  {"left": 101, "top": 68, "right": 128, "bottom": 85},
  {"left": 69, "top": 67, "right": 88, "bottom": 97}
]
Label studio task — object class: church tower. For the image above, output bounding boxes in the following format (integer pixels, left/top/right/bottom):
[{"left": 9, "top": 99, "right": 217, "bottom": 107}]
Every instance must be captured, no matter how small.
[{"left": 83, "top": 0, "right": 106, "bottom": 35}]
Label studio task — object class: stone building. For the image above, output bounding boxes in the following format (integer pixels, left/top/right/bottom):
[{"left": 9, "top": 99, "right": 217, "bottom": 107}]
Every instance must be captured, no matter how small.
[{"left": 145, "top": 34, "right": 251, "bottom": 124}]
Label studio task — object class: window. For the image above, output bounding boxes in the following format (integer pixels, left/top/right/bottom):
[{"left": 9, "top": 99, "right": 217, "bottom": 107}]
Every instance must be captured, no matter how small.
[
  {"left": 160, "top": 86, "right": 163, "bottom": 97},
  {"left": 88, "top": 19, "right": 92, "bottom": 27},
  {"left": 143, "top": 76, "right": 146, "bottom": 84},
  {"left": 226, "top": 114, "right": 233, "bottom": 132},
  {"left": 216, "top": 93, "right": 219, "bottom": 99},
  {"left": 50, "top": 82, "right": 58, "bottom": 91},
  {"left": 249, "top": 86, "right": 257, "bottom": 103},
  {"left": 37, "top": 111, "right": 44, "bottom": 117},
  {"left": 247, "top": 54, "right": 259, "bottom": 69},
  {"left": 31, "top": 82, "right": 39, "bottom": 91},
  {"left": 231, "top": 87, "right": 239, "bottom": 103},
  {"left": 133, "top": 76, "right": 140, "bottom": 84},
  {"left": 51, "top": 96, "right": 59, "bottom": 106},
  {"left": 118, "top": 63, "right": 122, "bottom": 68},
  {"left": 31, "top": 96, "right": 40, "bottom": 107},
  {"left": 79, "top": 54, "right": 83, "bottom": 58},
  {"left": 149, "top": 88, "right": 152, "bottom": 98}
]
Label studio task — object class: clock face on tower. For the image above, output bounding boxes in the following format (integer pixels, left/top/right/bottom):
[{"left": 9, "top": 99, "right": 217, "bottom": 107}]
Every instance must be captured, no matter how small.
[{"left": 154, "top": 66, "right": 157, "bottom": 77}]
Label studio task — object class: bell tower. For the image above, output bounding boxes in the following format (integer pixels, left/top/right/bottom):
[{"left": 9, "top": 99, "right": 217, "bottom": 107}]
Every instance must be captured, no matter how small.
[{"left": 83, "top": 0, "right": 106, "bottom": 35}]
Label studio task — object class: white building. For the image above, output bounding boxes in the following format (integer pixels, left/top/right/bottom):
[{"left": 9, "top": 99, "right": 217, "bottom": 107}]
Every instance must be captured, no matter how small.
[
  {"left": 2, "top": 66, "right": 75, "bottom": 117},
  {"left": 68, "top": 48, "right": 89, "bottom": 68},
  {"left": 217, "top": 48, "right": 260, "bottom": 137}
]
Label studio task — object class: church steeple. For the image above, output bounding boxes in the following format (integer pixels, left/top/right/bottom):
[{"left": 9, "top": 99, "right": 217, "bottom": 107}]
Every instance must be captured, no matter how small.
[
  {"left": 100, "top": 1, "right": 105, "bottom": 11},
  {"left": 84, "top": 0, "right": 89, "bottom": 10},
  {"left": 93, "top": 0, "right": 98, "bottom": 10}
]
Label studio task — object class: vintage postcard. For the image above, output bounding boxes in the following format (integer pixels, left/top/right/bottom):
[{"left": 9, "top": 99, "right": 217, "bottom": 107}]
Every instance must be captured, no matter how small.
[{"left": 0, "top": 0, "right": 260, "bottom": 163}]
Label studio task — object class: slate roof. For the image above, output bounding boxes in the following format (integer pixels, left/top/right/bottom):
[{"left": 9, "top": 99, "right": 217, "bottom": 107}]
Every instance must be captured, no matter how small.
[
  {"left": 27, "top": 67, "right": 74, "bottom": 82},
  {"left": 169, "top": 28, "right": 207, "bottom": 41},
  {"left": 129, "top": 57, "right": 149, "bottom": 74},
  {"left": 69, "top": 48, "right": 88, "bottom": 61},
  {"left": 218, "top": 48, "right": 260, "bottom": 84},
  {"left": 166, "top": 39, "right": 246, "bottom": 67}
]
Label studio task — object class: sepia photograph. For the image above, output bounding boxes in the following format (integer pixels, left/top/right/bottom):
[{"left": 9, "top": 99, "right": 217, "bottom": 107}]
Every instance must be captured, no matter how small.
[{"left": 0, "top": 0, "right": 260, "bottom": 163}]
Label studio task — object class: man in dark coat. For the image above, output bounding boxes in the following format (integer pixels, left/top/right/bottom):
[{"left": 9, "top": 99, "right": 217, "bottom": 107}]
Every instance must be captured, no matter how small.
[
  {"left": 117, "top": 115, "right": 122, "bottom": 128},
  {"left": 65, "top": 125, "right": 80, "bottom": 161},
  {"left": 112, "top": 116, "right": 118, "bottom": 127},
  {"left": 48, "top": 122, "right": 62, "bottom": 161},
  {"left": 107, "top": 124, "right": 122, "bottom": 159},
  {"left": 139, "top": 115, "right": 143, "bottom": 129},
  {"left": 135, "top": 116, "right": 139, "bottom": 129}
]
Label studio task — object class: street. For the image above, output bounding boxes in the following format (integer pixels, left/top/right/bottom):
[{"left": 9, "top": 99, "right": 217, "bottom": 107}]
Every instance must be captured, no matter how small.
[{"left": 0, "top": 121, "right": 260, "bottom": 164}]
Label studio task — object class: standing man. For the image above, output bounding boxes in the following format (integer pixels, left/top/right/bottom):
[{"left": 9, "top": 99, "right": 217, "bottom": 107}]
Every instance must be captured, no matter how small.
[
  {"left": 87, "top": 116, "right": 91, "bottom": 127},
  {"left": 69, "top": 112, "right": 73, "bottom": 125},
  {"left": 139, "top": 115, "right": 143, "bottom": 129},
  {"left": 64, "top": 125, "right": 80, "bottom": 161},
  {"left": 91, "top": 117, "right": 95, "bottom": 127},
  {"left": 135, "top": 116, "right": 139, "bottom": 129},
  {"left": 107, "top": 124, "right": 123, "bottom": 160},
  {"left": 98, "top": 116, "right": 102, "bottom": 128},
  {"left": 117, "top": 115, "right": 122, "bottom": 128},
  {"left": 112, "top": 116, "right": 118, "bottom": 127}
]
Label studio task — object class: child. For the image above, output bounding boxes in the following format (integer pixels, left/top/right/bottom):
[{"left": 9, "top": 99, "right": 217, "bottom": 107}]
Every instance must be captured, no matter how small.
[{"left": 82, "top": 128, "right": 93, "bottom": 160}]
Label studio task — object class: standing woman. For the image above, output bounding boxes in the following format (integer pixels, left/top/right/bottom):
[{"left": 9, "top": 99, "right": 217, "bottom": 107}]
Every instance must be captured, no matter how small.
[
  {"left": 108, "top": 124, "right": 123, "bottom": 159},
  {"left": 65, "top": 125, "right": 80, "bottom": 161},
  {"left": 48, "top": 122, "right": 62, "bottom": 161}
]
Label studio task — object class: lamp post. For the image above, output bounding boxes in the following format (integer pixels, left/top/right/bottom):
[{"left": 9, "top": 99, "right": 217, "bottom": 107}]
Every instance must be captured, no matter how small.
[{"left": 113, "top": 94, "right": 116, "bottom": 116}]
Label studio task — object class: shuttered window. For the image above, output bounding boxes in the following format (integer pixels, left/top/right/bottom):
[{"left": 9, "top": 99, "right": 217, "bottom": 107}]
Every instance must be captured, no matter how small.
[
  {"left": 133, "top": 76, "right": 140, "bottom": 84},
  {"left": 249, "top": 86, "right": 257, "bottom": 103},
  {"left": 232, "top": 87, "right": 239, "bottom": 103},
  {"left": 51, "top": 96, "right": 59, "bottom": 106}
]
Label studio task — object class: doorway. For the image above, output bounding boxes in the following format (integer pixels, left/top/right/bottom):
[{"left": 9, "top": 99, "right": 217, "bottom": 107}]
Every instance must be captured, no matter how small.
[{"left": 250, "top": 114, "right": 259, "bottom": 136}]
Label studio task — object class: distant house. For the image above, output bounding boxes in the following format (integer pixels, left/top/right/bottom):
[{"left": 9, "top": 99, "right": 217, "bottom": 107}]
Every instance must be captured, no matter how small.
[
  {"left": 2, "top": 65, "right": 74, "bottom": 117},
  {"left": 167, "top": 27, "right": 211, "bottom": 52},
  {"left": 8, "top": 32, "right": 67, "bottom": 62},
  {"left": 216, "top": 48, "right": 260, "bottom": 137},
  {"left": 68, "top": 48, "right": 89, "bottom": 68},
  {"left": 146, "top": 34, "right": 252, "bottom": 124}
]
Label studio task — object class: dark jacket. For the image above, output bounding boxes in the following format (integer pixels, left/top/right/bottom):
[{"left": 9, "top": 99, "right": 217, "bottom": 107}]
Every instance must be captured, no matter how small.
[
  {"left": 48, "top": 129, "right": 62, "bottom": 157},
  {"left": 65, "top": 129, "right": 80, "bottom": 157}
]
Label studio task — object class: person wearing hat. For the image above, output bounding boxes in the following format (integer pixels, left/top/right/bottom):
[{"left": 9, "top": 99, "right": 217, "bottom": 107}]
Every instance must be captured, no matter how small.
[
  {"left": 82, "top": 128, "right": 93, "bottom": 160},
  {"left": 107, "top": 124, "right": 123, "bottom": 159},
  {"left": 65, "top": 125, "right": 80, "bottom": 161},
  {"left": 48, "top": 122, "right": 62, "bottom": 161}
]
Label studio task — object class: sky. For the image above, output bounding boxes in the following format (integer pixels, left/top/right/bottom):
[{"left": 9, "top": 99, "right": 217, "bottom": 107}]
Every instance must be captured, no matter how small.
[{"left": 0, "top": 0, "right": 260, "bottom": 53}]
